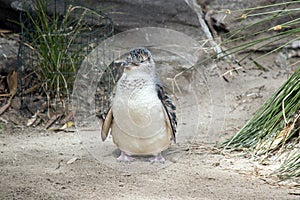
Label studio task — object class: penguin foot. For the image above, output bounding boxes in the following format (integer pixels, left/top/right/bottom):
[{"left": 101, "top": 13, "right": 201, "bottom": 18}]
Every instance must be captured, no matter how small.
[
  {"left": 149, "top": 153, "right": 165, "bottom": 164},
  {"left": 117, "top": 151, "right": 135, "bottom": 162}
]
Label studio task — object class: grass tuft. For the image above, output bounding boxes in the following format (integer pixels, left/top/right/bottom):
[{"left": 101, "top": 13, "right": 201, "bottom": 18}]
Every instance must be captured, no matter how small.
[
  {"left": 219, "top": 1, "right": 300, "bottom": 180},
  {"left": 20, "top": 0, "right": 106, "bottom": 102}
]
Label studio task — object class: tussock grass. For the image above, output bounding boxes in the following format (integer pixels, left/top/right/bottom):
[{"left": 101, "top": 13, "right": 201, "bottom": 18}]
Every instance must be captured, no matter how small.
[
  {"left": 21, "top": 0, "right": 107, "bottom": 102},
  {"left": 223, "top": 67, "right": 300, "bottom": 153},
  {"left": 277, "top": 153, "right": 300, "bottom": 180},
  {"left": 220, "top": 1, "right": 300, "bottom": 180}
]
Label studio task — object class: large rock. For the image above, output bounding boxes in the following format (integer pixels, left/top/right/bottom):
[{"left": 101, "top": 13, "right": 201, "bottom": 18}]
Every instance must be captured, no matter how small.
[
  {"left": 0, "top": 36, "right": 19, "bottom": 74},
  {"left": 0, "top": 0, "right": 206, "bottom": 40},
  {"left": 72, "top": 0, "right": 204, "bottom": 38}
]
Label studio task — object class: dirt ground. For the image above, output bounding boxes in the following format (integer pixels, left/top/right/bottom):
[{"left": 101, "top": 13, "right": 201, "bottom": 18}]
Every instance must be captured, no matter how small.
[{"left": 1, "top": 48, "right": 300, "bottom": 199}]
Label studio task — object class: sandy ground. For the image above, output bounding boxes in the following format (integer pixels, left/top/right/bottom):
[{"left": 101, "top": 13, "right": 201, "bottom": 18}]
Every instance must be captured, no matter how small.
[
  {"left": 0, "top": 130, "right": 299, "bottom": 200},
  {"left": 1, "top": 60, "right": 300, "bottom": 199}
]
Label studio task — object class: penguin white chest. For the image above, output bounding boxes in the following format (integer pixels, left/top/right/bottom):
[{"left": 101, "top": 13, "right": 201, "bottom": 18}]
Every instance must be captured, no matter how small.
[{"left": 111, "top": 77, "right": 171, "bottom": 155}]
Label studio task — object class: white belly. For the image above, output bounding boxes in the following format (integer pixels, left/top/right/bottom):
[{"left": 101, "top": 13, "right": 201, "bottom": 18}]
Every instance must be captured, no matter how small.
[{"left": 111, "top": 84, "right": 171, "bottom": 155}]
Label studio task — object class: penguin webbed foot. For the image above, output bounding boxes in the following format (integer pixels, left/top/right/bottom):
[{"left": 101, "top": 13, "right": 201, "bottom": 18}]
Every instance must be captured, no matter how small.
[
  {"left": 149, "top": 153, "right": 165, "bottom": 164},
  {"left": 117, "top": 151, "right": 135, "bottom": 162}
]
